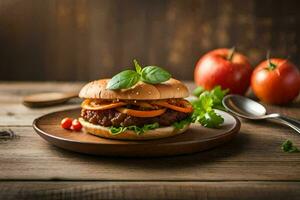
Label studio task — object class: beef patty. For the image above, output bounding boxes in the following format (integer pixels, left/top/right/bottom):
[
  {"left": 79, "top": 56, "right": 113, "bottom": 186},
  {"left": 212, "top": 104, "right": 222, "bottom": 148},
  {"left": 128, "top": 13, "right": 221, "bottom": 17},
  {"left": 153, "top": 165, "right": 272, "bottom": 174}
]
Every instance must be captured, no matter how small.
[{"left": 81, "top": 109, "right": 189, "bottom": 127}]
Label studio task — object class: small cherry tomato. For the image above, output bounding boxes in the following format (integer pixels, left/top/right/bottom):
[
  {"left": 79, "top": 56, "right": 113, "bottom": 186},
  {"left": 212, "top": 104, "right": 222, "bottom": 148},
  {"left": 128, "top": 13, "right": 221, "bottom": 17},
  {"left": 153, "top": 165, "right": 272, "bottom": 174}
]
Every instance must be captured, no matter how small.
[
  {"left": 61, "top": 117, "right": 73, "bottom": 129},
  {"left": 71, "top": 119, "right": 82, "bottom": 131}
]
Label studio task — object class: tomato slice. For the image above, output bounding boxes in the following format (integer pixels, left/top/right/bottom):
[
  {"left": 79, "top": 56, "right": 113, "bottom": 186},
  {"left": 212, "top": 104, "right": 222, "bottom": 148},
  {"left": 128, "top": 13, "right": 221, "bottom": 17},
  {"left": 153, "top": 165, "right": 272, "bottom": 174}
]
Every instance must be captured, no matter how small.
[
  {"left": 152, "top": 100, "right": 193, "bottom": 113},
  {"left": 81, "top": 99, "right": 127, "bottom": 110},
  {"left": 116, "top": 107, "right": 166, "bottom": 117}
]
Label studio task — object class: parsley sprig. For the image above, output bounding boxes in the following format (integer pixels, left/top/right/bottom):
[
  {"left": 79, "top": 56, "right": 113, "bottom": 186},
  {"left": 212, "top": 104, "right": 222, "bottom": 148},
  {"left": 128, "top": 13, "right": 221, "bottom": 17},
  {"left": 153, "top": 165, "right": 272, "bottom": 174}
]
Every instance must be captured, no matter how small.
[
  {"left": 191, "top": 86, "right": 229, "bottom": 128},
  {"left": 281, "top": 140, "right": 299, "bottom": 153}
]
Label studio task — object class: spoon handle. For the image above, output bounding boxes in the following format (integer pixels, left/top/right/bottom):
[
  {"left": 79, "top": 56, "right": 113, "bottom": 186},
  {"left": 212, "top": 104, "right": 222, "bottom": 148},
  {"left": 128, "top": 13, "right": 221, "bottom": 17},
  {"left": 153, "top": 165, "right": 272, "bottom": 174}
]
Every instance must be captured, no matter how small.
[{"left": 275, "top": 115, "right": 300, "bottom": 135}]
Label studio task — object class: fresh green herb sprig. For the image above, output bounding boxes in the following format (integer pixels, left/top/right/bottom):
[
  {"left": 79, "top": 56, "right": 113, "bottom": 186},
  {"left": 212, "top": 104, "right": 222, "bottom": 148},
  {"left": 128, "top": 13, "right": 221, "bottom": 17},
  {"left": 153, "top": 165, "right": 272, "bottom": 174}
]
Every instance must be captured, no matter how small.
[
  {"left": 193, "top": 86, "right": 229, "bottom": 110},
  {"left": 192, "top": 86, "right": 205, "bottom": 97},
  {"left": 109, "top": 122, "right": 159, "bottom": 135},
  {"left": 107, "top": 60, "right": 171, "bottom": 90},
  {"left": 191, "top": 86, "right": 229, "bottom": 128},
  {"left": 281, "top": 139, "right": 299, "bottom": 153}
]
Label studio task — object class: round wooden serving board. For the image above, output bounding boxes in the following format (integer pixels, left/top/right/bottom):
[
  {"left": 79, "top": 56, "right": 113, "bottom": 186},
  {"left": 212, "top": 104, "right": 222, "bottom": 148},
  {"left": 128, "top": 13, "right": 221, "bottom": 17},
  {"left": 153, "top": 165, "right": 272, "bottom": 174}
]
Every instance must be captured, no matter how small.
[{"left": 33, "top": 108, "right": 240, "bottom": 157}]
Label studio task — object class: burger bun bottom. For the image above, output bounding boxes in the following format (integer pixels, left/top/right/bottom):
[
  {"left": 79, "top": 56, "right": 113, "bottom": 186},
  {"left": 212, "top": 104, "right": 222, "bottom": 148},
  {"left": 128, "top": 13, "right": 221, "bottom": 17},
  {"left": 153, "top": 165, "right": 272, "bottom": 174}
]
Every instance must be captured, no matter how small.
[{"left": 79, "top": 118, "right": 190, "bottom": 141}]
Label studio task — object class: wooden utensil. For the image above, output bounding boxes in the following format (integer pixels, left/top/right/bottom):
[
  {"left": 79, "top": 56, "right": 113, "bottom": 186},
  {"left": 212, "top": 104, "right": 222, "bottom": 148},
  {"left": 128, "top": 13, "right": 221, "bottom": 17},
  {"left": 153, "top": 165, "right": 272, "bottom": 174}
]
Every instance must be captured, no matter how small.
[
  {"left": 33, "top": 108, "right": 240, "bottom": 157},
  {"left": 23, "top": 92, "right": 78, "bottom": 108}
]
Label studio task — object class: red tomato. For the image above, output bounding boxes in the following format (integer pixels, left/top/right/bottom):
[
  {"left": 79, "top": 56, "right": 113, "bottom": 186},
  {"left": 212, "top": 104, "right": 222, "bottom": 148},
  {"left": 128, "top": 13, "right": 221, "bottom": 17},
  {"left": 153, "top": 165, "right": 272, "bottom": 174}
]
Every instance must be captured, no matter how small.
[
  {"left": 61, "top": 117, "right": 73, "bottom": 129},
  {"left": 71, "top": 119, "right": 82, "bottom": 131},
  {"left": 251, "top": 58, "right": 300, "bottom": 105},
  {"left": 194, "top": 48, "right": 252, "bottom": 95}
]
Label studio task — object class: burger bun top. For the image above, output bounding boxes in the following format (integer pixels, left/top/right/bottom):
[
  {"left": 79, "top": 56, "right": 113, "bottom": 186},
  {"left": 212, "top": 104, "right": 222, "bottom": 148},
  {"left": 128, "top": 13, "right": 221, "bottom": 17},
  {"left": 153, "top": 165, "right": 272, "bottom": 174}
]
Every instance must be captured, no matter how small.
[{"left": 79, "top": 78, "right": 189, "bottom": 100}]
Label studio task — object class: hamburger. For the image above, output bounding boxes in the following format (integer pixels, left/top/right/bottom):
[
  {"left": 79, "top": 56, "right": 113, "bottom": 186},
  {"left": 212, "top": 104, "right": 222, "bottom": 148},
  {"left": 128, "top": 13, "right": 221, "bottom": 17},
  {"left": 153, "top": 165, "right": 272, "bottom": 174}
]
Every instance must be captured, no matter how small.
[{"left": 78, "top": 63, "right": 193, "bottom": 140}]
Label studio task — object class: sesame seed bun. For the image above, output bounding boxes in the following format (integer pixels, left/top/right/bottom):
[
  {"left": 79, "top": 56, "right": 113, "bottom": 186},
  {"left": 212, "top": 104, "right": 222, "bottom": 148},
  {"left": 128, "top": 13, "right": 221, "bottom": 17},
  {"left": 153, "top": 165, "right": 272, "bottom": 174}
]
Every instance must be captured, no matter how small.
[{"left": 79, "top": 78, "right": 189, "bottom": 100}]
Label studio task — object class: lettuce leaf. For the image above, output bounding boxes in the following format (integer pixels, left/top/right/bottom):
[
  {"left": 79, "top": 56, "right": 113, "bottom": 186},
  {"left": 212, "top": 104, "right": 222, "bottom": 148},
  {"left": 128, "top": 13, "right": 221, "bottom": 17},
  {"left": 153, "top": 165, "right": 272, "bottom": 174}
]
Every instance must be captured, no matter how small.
[
  {"left": 109, "top": 126, "right": 127, "bottom": 135},
  {"left": 172, "top": 116, "right": 192, "bottom": 130},
  {"left": 109, "top": 122, "right": 159, "bottom": 135}
]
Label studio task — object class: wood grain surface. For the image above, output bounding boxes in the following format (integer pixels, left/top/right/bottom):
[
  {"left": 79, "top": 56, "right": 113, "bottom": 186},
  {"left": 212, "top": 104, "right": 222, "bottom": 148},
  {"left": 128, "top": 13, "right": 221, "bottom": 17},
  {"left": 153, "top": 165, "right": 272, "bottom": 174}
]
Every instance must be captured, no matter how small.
[
  {"left": 0, "top": 181, "right": 300, "bottom": 200},
  {"left": 0, "top": 82, "right": 300, "bottom": 199}
]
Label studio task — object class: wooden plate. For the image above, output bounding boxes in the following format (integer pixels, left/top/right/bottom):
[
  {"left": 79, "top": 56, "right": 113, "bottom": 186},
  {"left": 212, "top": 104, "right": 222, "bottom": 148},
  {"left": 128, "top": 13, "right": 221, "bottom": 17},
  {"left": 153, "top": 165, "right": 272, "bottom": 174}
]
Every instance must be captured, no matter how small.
[{"left": 33, "top": 108, "right": 240, "bottom": 157}]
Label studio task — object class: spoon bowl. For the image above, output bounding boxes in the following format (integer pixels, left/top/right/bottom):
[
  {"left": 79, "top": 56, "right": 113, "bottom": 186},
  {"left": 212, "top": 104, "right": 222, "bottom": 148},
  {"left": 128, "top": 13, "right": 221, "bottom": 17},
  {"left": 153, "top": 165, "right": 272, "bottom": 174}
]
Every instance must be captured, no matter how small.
[
  {"left": 222, "top": 94, "right": 300, "bottom": 135},
  {"left": 222, "top": 95, "right": 267, "bottom": 119}
]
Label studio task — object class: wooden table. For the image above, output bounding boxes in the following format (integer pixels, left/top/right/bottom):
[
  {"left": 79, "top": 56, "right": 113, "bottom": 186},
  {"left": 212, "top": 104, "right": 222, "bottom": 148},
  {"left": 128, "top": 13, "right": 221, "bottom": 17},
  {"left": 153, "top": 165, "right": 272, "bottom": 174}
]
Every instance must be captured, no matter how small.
[{"left": 0, "top": 82, "right": 299, "bottom": 200}]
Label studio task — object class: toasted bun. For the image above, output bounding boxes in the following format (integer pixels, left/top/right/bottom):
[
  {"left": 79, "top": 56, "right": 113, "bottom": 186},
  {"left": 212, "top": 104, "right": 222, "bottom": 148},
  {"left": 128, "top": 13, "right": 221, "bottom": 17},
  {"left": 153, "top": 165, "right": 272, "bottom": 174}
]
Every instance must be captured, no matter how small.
[
  {"left": 79, "top": 78, "right": 189, "bottom": 100},
  {"left": 79, "top": 118, "right": 190, "bottom": 140}
]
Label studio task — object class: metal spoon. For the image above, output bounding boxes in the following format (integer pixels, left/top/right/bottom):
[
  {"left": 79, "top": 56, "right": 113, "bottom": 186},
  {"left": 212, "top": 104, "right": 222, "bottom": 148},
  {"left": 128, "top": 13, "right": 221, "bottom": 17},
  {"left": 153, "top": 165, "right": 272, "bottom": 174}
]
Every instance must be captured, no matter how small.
[{"left": 222, "top": 94, "right": 300, "bottom": 135}]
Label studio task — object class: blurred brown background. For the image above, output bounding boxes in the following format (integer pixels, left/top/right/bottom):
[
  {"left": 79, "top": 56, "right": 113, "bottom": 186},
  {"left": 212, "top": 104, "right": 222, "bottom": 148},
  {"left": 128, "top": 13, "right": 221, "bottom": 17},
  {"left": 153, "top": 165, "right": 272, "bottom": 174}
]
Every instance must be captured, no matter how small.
[{"left": 0, "top": 0, "right": 300, "bottom": 81}]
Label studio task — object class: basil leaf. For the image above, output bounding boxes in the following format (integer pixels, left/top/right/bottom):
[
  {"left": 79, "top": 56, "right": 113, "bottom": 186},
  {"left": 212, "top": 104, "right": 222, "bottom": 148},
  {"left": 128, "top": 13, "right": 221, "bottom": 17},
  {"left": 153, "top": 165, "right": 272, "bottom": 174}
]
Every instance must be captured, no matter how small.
[
  {"left": 107, "top": 70, "right": 140, "bottom": 90},
  {"left": 141, "top": 66, "right": 171, "bottom": 84},
  {"left": 133, "top": 59, "right": 142, "bottom": 74}
]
